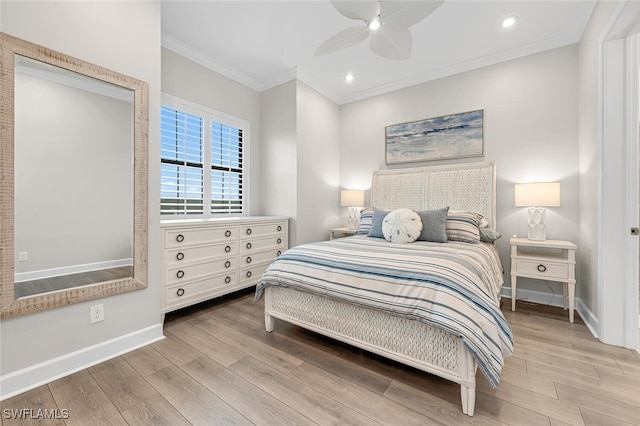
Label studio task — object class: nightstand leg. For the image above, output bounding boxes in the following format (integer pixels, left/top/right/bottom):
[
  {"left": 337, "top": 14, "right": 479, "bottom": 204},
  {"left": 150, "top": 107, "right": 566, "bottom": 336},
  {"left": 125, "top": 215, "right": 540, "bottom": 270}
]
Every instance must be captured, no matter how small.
[
  {"left": 568, "top": 282, "right": 575, "bottom": 323},
  {"left": 510, "top": 275, "right": 517, "bottom": 311},
  {"left": 563, "top": 283, "right": 568, "bottom": 310}
]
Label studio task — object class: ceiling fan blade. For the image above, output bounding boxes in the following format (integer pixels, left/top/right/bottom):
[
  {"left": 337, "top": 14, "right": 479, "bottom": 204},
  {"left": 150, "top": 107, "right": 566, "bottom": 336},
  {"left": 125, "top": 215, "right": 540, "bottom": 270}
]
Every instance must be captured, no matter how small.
[
  {"left": 380, "top": 1, "right": 444, "bottom": 29},
  {"left": 330, "top": 0, "right": 380, "bottom": 21},
  {"left": 315, "top": 26, "right": 370, "bottom": 56},
  {"left": 369, "top": 26, "right": 412, "bottom": 60}
]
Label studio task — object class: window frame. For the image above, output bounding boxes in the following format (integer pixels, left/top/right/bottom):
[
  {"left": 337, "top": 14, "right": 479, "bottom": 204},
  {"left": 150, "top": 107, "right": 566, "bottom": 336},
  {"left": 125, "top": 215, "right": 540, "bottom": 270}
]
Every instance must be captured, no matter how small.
[{"left": 161, "top": 94, "right": 250, "bottom": 218}]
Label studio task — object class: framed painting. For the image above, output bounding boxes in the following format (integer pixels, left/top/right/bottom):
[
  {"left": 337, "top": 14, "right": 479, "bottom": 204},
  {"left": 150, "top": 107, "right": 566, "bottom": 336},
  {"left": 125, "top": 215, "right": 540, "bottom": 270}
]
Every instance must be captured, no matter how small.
[{"left": 385, "top": 110, "right": 484, "bottom": 164}]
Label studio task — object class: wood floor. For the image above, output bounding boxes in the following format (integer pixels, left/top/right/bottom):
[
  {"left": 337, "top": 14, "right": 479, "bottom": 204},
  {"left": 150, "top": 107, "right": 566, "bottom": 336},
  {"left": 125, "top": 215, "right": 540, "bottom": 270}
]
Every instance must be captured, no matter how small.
[
  {"left": 14, "top": 266, "right": 133, "bottom": 298},
  {"left": 3, "top": 289, "right": 640, "bottom": 425}
]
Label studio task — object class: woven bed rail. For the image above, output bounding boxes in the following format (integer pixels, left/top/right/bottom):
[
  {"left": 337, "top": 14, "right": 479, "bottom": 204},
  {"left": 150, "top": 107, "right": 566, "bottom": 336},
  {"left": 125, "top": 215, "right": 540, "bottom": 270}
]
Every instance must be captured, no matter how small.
[{"left": 264, "top": 286, "right": 478, "bottom": 415}]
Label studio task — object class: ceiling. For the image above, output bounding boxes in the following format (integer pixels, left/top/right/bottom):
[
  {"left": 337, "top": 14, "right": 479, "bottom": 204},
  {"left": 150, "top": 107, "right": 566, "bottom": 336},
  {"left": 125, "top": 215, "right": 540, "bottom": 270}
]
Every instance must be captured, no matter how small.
[{"left": 161, "top": 0, "right": 597, "bottom": 105}]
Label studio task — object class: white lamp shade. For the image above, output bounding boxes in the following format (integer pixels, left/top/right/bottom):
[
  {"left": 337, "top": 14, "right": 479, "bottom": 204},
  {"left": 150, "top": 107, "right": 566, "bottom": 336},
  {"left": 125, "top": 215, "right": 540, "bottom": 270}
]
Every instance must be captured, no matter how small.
[
  {"left": 340, "top": 189, "right": 365, "bottom": 207},
  {"left": 514, "top": 182, "right": 560, "bottom": 207}
]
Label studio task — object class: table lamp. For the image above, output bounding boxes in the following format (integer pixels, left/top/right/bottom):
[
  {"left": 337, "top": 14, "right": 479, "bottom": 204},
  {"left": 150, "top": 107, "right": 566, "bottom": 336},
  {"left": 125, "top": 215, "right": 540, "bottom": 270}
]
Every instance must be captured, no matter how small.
[
  {"left": 514, "top": 182, "right": 560, "bottom": 240},
  {"left": 341, "top": 189, "right": 365, "bottom": 230}
]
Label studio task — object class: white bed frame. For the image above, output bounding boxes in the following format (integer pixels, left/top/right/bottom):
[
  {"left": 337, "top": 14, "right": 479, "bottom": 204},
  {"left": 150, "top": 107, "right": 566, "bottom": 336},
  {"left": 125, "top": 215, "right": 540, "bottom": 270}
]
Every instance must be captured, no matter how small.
[{"left": 264, "top": 161, "right": 497, "bottom": 416}]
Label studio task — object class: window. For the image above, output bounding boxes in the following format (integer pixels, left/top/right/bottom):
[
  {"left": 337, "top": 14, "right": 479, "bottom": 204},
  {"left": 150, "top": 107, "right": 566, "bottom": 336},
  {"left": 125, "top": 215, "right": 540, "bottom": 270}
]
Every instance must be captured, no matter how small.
[{"left": 161, "top": 96, "right": 247, "bottom": 217}]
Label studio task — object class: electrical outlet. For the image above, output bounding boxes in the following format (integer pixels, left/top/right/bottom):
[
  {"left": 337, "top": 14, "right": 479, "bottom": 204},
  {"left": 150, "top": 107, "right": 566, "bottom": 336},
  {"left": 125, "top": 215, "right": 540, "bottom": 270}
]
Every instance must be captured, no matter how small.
[
  {"left": 18, "top": 251, "right": 28, "bottom": 262},
  {"left": 90, "top": 304, "right": 104, "bottom": 324}
]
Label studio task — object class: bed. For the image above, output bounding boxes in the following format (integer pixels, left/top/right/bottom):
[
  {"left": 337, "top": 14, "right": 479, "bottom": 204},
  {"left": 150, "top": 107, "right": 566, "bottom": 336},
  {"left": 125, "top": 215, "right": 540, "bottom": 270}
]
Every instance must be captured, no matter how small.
[{"left": 255, "top": 161, "right": 513, "bottom": 416}]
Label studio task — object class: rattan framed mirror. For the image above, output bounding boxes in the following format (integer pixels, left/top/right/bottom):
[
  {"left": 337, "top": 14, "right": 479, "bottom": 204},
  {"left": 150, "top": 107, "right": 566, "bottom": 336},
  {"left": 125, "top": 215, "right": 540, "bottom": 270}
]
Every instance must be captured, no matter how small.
[{"left": 0, "top": 33, "right": 148, "bottom": 318}]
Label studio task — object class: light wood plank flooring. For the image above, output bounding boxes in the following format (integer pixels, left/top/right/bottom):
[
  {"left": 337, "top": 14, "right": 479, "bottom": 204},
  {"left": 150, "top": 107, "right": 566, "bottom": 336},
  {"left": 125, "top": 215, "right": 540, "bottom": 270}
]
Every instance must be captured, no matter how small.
[
  {"left": 2, "top": 289, "right": 640, "bottom": 425},
  {"left": 14, "top": 266, "right": 133, "bottom": 298}
]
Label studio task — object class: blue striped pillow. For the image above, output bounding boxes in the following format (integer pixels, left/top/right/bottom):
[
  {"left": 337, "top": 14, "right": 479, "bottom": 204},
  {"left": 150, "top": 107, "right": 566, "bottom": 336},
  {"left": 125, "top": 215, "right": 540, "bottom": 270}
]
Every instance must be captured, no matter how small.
[
  {"left": 356, "top": 209, "right": 373, "bottom": 235},
  {"left": 446, "top": 211, "right": 482, "bottom": 243}
]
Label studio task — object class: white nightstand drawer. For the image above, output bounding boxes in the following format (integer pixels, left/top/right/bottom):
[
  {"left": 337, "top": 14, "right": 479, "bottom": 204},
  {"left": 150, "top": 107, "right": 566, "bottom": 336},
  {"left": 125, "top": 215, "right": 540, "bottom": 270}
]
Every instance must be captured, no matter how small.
[{"left": 516, "top": 259, "right": 568, "bottom": 279}]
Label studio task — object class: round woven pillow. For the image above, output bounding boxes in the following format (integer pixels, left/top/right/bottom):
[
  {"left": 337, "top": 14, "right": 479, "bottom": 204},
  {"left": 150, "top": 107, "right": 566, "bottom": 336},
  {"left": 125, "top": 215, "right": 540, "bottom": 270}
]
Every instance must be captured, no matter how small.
[{"left": 382, "top": 208, "right": 423, "bottom": 243}]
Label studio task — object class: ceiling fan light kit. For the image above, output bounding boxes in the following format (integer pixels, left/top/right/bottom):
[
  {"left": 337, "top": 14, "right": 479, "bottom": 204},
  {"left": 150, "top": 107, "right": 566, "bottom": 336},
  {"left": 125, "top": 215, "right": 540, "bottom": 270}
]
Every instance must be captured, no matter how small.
[{"left": 315, "top": 0, "right": 444, "bottom": 60}]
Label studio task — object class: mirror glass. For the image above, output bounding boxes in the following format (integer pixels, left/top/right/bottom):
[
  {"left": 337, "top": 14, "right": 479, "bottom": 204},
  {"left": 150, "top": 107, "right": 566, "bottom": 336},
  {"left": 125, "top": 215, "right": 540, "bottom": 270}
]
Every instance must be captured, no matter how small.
[
  {"left": 1, "top": 33, "right": 148, "bottom": 318},
  {"left": 14, "top": 56, "right": 134, "bottom": 298}
]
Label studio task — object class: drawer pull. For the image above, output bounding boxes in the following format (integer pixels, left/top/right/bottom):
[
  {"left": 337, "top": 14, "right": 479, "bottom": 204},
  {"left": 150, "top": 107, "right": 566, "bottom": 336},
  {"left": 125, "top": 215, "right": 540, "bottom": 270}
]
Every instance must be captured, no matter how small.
[
  {"left": 176, "top": 234, "right": 184, "bottom": 243},
  {"left": 225, "top": 260, "right": 231, "bottom": 268},
  {"left": 537, "top": 264, "right": 547, "bottom": 272},
  {"left": 246, "top": 271, "right": 252, "bottom": 278},
  {"left": 176, "top": 270, "right": 185, "bottom": 279},
  {"left": 246, "top": 257, "right": 252, "bottom": 264},
  {"left": 176, "top": 288, "right": 185, "bottom": 297},
  {"left": 246, "top": 242, "right": 252, "bottom": 249},
  {"left": 176, "top": 252, "right": 184, "bottom": 261},
  {"left": 277, "top": 250, "right": 282, "bottom": 256},
  {"left": 225, "top": 276, "right": 231, "bottom": 284},
  {"left": 246, "top": 228, "right": 252, "bottom": 235},
  {"left": 277, "top": 225, "right": 282, "bottom": 232},
  {"left": 277, "top": 238, "right": 282, "bottom": 244},
  {"left": 225, "top": 245, "right": 231, "bottom": 253},
  {"left": 225, "top": 230, "right": 232, "bottom": 237}
]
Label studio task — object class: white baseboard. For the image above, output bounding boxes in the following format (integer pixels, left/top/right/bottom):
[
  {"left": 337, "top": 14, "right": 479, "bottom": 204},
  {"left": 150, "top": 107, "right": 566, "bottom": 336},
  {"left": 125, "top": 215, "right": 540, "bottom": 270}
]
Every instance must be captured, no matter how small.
[
  {"left": 501, "top": 287, "right": 598, "bottom": 339},
  {"left": 15, "top": 258, "right": 133, "bottom": 283},
  {"left": 0, "top": 323, "right": 164, "bottom": 401}
]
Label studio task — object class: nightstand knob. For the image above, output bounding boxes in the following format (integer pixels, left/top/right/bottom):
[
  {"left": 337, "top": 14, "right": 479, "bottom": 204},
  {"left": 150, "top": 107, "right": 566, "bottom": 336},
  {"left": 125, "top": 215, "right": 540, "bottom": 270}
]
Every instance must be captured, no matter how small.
[{"left": 537, "top": 264, "right": 547, "bottom": 272}]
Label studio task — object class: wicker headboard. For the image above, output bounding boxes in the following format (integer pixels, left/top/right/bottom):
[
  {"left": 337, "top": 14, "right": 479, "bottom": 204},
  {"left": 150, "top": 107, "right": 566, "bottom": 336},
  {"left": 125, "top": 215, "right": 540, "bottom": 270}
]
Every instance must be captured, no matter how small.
[{"left": 371, "top": 161, "right": 497, "bottom": 229}]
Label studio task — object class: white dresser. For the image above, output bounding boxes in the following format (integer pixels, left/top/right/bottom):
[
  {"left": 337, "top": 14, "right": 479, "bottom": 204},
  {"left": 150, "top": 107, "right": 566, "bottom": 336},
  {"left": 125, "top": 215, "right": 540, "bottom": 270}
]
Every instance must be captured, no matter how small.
[{"left": 161, "top": 216, "right": 288, "bottom": 313}]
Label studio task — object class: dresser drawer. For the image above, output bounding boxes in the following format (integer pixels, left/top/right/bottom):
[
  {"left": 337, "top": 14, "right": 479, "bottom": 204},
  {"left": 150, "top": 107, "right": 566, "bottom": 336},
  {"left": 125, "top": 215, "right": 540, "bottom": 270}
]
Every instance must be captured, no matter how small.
[
  {"left": 516, "top": 259, "right": 568, "bottom": 279},
  {"left": 166, "top": 242, "right": 237, "bottom": 267},
  {"left": 240, "top": 248, "right": 284, "bottom": 267},
  {"left": 239, "top": 262, "right": 271, "bottom": 285},
  {"left": 165, "top": 226, "right": 236, "bottom": 248},
  {"left": 239, "top": 221, "right": 287, "bottom": 239},
  {"left": 165, "top": 272, "right": 237, "bottom": 305},
  {"left": 166, "top": 257, "right": 235, "bottom": 285},
  {"left": 240, "top": 235, "right": 286, "bottom": 253}
]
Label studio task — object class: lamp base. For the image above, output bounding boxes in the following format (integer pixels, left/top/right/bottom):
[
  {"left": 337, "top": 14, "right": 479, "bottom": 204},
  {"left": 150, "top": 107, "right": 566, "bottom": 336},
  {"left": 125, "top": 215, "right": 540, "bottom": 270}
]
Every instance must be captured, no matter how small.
[
  {"left": 346, "top": 207, "right": 359, "bottom": 230},
  {"left": 527, "top": 207, "right": 546, "bottom": 240}
]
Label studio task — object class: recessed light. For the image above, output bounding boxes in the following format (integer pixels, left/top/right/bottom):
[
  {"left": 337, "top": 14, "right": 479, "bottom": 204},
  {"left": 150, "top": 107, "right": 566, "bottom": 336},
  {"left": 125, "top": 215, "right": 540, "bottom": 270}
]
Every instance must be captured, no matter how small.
[
  {"left": 501, "top": 15, "right": 519, "bottom": 28},
  {"left": 345, "top": 72, "right": 355, "bottom": 83}
]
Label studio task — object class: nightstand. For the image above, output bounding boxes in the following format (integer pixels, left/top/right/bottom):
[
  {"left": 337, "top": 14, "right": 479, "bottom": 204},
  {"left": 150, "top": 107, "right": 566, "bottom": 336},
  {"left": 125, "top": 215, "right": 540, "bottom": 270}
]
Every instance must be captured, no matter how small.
[
  {"left": 330, "top": 227, "right": 357, "bottom": 240},
  {"left": 510, "top": 237, "right": 577, "bottom": 322}
]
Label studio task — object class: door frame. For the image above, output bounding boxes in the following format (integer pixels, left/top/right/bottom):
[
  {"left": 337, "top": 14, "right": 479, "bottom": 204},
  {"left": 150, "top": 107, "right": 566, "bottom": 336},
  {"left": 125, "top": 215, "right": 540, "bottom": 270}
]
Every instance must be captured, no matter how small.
[{"left": 598, "top": 0, "right": 640, "bottom": 349}]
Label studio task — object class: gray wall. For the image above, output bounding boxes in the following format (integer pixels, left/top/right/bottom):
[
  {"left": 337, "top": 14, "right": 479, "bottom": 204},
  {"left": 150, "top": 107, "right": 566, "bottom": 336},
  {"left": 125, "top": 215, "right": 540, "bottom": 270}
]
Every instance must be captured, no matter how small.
[
  {"left": 14, "top": 72, "right": 133, "bottom": 274},
  {"left": 0, "top": 0, "right": 162, "bottom": 380},
  {"left": 339, "top": 45, "right": 581, "bottom": 296}
]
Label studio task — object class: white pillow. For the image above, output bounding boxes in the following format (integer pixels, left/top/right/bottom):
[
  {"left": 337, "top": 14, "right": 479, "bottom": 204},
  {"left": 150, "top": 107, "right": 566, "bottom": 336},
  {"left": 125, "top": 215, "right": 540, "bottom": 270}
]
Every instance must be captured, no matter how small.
[{"left": 382, "top": 208, "right": 423, "bottom": 243}]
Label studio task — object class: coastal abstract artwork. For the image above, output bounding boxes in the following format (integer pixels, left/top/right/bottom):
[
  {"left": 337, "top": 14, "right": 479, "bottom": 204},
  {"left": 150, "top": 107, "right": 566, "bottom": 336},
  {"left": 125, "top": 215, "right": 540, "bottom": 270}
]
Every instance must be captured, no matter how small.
[{"left": 385, "top": 110, "right": 484, "bottom": 164}]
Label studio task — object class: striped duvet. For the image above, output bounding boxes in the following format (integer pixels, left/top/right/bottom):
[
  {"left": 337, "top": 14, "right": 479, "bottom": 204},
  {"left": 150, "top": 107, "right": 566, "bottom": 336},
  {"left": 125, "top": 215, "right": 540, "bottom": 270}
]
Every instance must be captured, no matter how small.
[{"left": 255, "top": 235, "right": 513, "bottom": 388}]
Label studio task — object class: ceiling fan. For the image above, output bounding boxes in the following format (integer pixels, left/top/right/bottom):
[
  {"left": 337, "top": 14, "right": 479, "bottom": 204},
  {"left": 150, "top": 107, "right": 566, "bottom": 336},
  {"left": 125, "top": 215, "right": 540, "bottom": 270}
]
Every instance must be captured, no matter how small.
[{"left": 315, "top": 0, "right": 444, "bottom": 60}]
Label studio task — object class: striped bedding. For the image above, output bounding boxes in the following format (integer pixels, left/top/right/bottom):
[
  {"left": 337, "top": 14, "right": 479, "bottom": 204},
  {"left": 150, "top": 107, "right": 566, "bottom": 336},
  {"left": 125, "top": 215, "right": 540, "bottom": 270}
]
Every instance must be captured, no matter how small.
[{"left": 255, "top": 235, "right": 513, "bottom": 388}]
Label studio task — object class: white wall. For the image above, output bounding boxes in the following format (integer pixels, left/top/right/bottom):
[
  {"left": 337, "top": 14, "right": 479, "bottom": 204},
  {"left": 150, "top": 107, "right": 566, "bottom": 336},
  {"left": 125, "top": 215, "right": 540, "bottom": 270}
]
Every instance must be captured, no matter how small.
[
  {"left": 260, "top": 81, "right": 299, "bottom": 244},
  {"left": 339, "top": 45, "right": 581, "bottom": 295},
  {"left": 577, "top": 0, "right": 618, "bottom": 320},
  {"left": 260, "top": 80, "right": 341, "bottom": 246},
  {"left": 161, "top": 48, "right": 262, "bottom": 215},
  {"left": 15, "top": 72, "right": 133, "bottom": 274},
  {"left": 296, "top": 81, "right": 341, "bottom": 244},
  {"left": 0, "top": 0, "right": 162, "bottom": 398}
]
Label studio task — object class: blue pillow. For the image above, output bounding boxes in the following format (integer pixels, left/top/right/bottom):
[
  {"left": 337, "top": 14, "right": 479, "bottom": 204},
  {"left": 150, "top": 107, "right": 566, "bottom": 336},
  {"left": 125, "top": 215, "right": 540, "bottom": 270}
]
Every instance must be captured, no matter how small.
[
  {"left": 367, "top": 207, "right": 390, "bottom": 238},
  {"left": 416, "top": 207, "right": 449, "bottom": 243},
  {"left": 479, "top": 227, "right": 502, "bottom": 243},
  {"left": 356, "top": 209, "right": 373, "bottom": 235}
]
